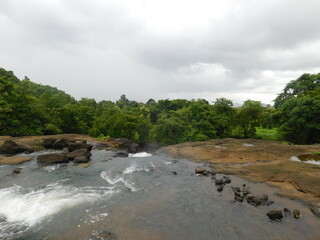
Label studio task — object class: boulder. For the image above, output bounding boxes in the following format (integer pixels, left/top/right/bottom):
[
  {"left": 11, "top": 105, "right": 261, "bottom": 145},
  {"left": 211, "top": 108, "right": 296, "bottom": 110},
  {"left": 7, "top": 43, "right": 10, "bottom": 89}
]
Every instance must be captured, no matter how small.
[
  {"left": 222, "top": 176, "right": 232, "bottom": 184},
  {"left": 52, "top": 139, "right": 69, "bottom": 149},
  {"left": 114, "top": 150, "right": 129, "bottom": 157},
  {"left": 68, "top": 142, "right": 93, "bottom": 152},
  {"left": 234, "top": 195, "right": 244, "bottom": 202},
  {"left": 0, "top": 156, "right": 32, "bottom": 165},
  {"left": 217, "top": 185, "right": 224, "bottom": 192},
  {"left": 267, "top": 210, "right": 283, "bottom": 221},
  {"left": 128, "top": 143, "right": 139, "bottom": 153},
  {"left": 42, "top": 138, "right": 57, "bottom": 149},
  {"left": 37, "top": 153, "right": 69, "bottom": 164},
  {"left": 215, "top": 179, "right": 224, "bottom": 186},
  {"left": 0, "top": 140, "right": 30, "bottom": 154},
  {"left": 248, "top": 194, "right": 270, "bottom": 206},
  {"left": 67, "top": 149, "right": 91, "bottom": 160}
]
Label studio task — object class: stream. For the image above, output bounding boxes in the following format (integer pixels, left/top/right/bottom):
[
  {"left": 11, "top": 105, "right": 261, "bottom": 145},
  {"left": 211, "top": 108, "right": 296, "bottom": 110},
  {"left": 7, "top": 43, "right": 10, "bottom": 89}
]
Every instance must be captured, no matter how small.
[{"left": 0, "top": 149, "right": 320, "bottom": 240}]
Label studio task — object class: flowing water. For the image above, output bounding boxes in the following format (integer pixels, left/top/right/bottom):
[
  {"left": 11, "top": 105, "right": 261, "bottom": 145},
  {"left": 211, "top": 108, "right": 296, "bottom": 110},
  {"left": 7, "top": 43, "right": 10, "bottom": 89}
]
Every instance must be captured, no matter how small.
[{"left": 0, "top": 149, "right": 320, "bottom": 240}]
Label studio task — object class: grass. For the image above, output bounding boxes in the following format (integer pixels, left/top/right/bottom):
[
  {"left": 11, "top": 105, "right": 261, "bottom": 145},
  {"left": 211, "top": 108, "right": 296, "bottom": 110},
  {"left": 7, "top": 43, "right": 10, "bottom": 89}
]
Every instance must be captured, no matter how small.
[{"left": 253, "top": 127, "right": 279, "bottom": 141}]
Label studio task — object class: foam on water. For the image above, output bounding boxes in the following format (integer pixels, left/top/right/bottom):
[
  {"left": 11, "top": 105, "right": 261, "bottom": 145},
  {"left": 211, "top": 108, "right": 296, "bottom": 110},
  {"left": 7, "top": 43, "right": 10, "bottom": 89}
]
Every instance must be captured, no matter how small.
[
  {"left": 128, "top": 152, "right": 152, "bottom": 158},
  {"left": 0, "top": 183, "right": 116, "bottom": 228},
  {"left": 123, "top": 163, "right": 150, "bottom": 174},
  {"left": 290, "top": 156, "right": 320, "bottom": 165},
  {"left": 100, "top": 171, "right": 138, "bottom": 191}
]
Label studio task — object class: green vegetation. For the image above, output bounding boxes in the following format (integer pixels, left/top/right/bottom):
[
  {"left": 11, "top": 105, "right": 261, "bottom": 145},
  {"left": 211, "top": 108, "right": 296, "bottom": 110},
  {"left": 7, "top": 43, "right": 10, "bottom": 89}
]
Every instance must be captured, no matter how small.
[{"left": 1, "top": 68, "right": 319, "bottom": 145}]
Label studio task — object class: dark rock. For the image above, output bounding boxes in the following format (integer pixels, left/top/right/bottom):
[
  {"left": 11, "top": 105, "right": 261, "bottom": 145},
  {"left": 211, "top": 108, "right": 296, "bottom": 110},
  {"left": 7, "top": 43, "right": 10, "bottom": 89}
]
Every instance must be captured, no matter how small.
[
  {"left": 172, "top": 171, "right": 177, "bottom": 175},
  {"left": 0, "top": 140, "right": 29, "bottom": 154},
  {"left": 222, "top": 176, "right": 231, "bottom": 184},
  {"left": 67, "top": 142, "right": 93, "bottom": 152},
  {"left": 242, "top": 188, "right": 251, "bottom": 196},
  {"left": 215, "top": 179, "right": 224, "bottom": 186},
  {"left": 293, "top": 209, "right": 301, "bottom": 219},
  {"left": 67, "top": 149, "right": 91, "bottom": 160},
  {"left": 109, "top": 138, "right": 132, "bottom": 149},
  {"left": 128, "top": 143, "right": 139, "bottom": 153},
  {"left": 283, "top": 208, "right": 291, "bottom": 217},
  {"left": 267, "top": 210, "right": 283, "bottom": 221},
  {"left": 248, "top": 194, "right": 269, "bottom": 206},
  {"left": 217, "top": 185, "right": 224, "bottom": 192},
  {"left": 234, "top": 195, "right": 244, "bottom": 202},
  {"left": 37, "top": 153, "right": 69, "bottom": 164},
  {"left": 211, "top": 176, "right": 216, "bottom": 180},
  {"left": 42, "top": 138, "right": 57, "bottom": 149},
  {"left": 52, "top": 139, "right": 69, "bottom": 149},
  {"left": 93, "top": 230, "right": 117, "bottom": 240},
  {"left": 114, "top": 150, "right": 129, "bottom": 157},
  {"left": 12, "top": 168, "right": 22, "bottom": 174}
]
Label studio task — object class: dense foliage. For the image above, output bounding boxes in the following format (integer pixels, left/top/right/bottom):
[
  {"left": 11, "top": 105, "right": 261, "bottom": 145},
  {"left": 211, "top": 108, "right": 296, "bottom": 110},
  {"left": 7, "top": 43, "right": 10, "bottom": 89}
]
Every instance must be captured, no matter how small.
[{"left": 1, "top": 68, "right": 319, "bottom": 144}]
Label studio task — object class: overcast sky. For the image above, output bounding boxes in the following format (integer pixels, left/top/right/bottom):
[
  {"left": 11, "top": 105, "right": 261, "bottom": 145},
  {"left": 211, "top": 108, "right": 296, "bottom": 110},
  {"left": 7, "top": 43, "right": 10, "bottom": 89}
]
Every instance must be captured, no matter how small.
[{"left": 1, "top": 0, "right": 320, "bottom": 104}]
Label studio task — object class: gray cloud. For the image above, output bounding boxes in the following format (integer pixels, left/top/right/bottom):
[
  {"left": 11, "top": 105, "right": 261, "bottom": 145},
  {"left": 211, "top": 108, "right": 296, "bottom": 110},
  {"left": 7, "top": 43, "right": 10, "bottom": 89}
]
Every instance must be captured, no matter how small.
[{"left": 0, "top": 0, "right": 320, "bottom": 104}]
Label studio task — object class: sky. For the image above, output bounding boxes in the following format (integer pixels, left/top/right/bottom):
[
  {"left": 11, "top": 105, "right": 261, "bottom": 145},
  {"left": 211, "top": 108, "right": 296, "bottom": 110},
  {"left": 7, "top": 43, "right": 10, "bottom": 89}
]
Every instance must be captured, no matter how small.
[{"left": 1, "top": 0, "right": 320, "bottom": 105}]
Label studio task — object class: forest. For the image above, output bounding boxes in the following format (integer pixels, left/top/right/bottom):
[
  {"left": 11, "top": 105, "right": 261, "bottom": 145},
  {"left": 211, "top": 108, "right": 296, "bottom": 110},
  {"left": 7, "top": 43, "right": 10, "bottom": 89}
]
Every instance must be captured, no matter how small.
[{"left": 1, "top": 67, "right": 319, "bottom": 145}]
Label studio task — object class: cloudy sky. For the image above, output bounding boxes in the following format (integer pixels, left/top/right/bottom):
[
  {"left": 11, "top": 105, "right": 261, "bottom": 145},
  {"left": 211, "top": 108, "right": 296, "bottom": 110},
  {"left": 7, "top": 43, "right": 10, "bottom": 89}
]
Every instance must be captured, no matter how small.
[{"left": 1, "top": 0, "right": 320, "bottom": 104}]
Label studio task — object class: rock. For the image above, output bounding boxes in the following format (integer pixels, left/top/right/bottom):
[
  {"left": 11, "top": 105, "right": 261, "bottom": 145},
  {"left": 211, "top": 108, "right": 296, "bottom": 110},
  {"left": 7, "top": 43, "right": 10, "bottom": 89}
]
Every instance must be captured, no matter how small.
[
  {"left": 114, "top": 150, "right": 129, "bottom": 157},
  {"left": 248, "top": 194, "right": 269, "bottom": 206},
  {"left": 217, "top": 185, "right": 224, "bottom": 192},
  {"left": 293, "top": 209, "right": 301, "bottom": 219},
  {"left": 12, "top": 168, "right": 22, "bottom": 174},
  {"left": 74, "top": 156, "right": 91, "bottom": 163},
  {"left": 52, "top": 139, "right": 69, "bottom": 149},
  {"left": 215, "top": 179, "right": 224, "bottom": 186},
  {"left": 195, "top": 166, "right": 206, "bottom": 175},
  {"left": 67, "top": 149, "right": 91, "bottom": 160},
  {"left": 211, "top": 176, "right": 216, "bottom": 180},
  {"left": 222, "top": 176, "right": 231, "bottom": 184},
  {"left": 109, "top": 138, "right": 132, "bottom": 149},
  {"left": 0, "top": 156, "right": 32, "bottom": 165},
  {"left": 0, "top": 140, "right": 29, "bottom": 154},
  {"left": 96, "top": 230, "right": 117, "bottom": 240},
  {"left": 128, "top": 143, "right": 139, "bottom": 153},
  {"left": 76, "top": 163, "right": 90, "bottom": 168},
  {"left": 242, "top": 188, "right": 251, "bottom": 196},
  {"left": 37, "top": 153, "right": 69, "bottom": 164},
  {"left": 68, "top": 142, "right": 93, "bottom": 152},
  {"left": 283, "top": 208, "right": 291, "bottom": 217},
  {"left": 267, "top": 210, "right": 283, "bottom": 221},
  {"left": 234, "top": 195, "right": 244, "bottom": 202},
  {"left": 172, "top": 171, "right": 177, "bottom": 175},
  {"left": 42, "top": 138, "right": 57, "bottom": 149}
]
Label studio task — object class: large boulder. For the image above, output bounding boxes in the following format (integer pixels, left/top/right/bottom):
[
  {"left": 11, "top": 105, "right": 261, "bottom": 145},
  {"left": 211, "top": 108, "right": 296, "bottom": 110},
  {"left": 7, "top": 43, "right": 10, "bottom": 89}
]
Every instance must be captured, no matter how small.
[
  {"left": 42, "top": 138, "right": 57, "bottom": 149},
  {"left": 67, "top": 149, "right": 91, "bottom": 162},
  {"left": 0, "top": 140, "right": 31, "bottom": 154},
  {"left": 68, "top": 142, "right": 93, "bottom": 152},
  {"left": 37, "top": 153, "right": 69, "bottom": 164},
  {"left": 52, "top": 139, "right": 69, "bottom": 149}
]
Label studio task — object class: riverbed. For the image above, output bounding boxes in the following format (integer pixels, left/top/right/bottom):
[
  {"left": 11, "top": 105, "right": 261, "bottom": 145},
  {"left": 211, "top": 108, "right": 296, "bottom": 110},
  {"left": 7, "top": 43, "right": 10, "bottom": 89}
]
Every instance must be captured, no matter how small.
[{"left": 0, "top": 149, "right": 319, "bottom": 240}]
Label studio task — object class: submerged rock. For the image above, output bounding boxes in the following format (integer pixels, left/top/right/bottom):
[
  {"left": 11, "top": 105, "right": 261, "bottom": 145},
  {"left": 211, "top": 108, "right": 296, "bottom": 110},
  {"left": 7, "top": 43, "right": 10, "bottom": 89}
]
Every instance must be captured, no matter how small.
[
  {"left": 267, "top": 210, "right": 283, "bottom": 221},
  {"left": 12, "top": 167, "right": 22, "bottom": 174}
]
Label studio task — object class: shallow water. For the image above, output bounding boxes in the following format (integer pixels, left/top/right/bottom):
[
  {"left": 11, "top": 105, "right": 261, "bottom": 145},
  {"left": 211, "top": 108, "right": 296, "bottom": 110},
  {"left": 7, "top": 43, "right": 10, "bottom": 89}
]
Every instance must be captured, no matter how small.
[{"left": 0, "top": 149, "right": 319, "bottom": 240}]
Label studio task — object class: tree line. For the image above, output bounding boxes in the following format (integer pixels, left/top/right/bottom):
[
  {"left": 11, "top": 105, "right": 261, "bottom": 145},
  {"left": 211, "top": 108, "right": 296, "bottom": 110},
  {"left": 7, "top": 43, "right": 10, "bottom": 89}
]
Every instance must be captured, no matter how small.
[{"left": 1, "top": 68, "right": 319, "bottom": 145}]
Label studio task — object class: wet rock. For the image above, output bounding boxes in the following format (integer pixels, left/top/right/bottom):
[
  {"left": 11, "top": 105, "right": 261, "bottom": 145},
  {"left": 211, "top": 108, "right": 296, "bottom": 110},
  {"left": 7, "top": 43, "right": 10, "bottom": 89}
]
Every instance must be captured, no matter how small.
[
  {"left": 217, "top": 185, "right": 224, "bottom": 192},
  {"left": 0, "top": 140, "right": 30, "bottom": 154},
  {"left": 211, "top": 176, "right": 216, "bottom": 180},
  {"left": 293, "top": 209, "right": 301, "bottom": 219},
  {"left": 222, "top": 176, "right": 232, "bottom": 184},
  {"left": 76, "top": 163, "right": 90, "bottom": 168},
  {"left": 52, "top": 139, "right": 69, "bottom": 149},
  {"left": 234, "top": 195, "right": 244, "bottom": 202},
  {"left": 67, "top": 149, "right": 91, "bottom": 160},
  {"left": 128, "top": 143, "right": 139, "bottom": 153},
  {"left": 172, "top": 171, "right": 177, "bottom": 175},
  {"left": 114, "top": 150, "right": 129, "bottom": 157},
  {"left": 283, "top": 208, "right": 291, "bottom": 217},
  {"left": 73, "top": 155, "right": 91, "bottom": 163},
  {"left": 215, "top": 179, "right": 224, "bottom": 186},
  {"left": 37, "top": 153, "right": 69, "bottom": 164},
  {"left": 267, "top": 210, "right": 283, "bottom": 221},
  {"left": 68, "top": 142, "right": 93, "bottom": 152},
  {"left": 12, "top": 168, "right": 22, "bottom": 174},
  {"left": 42, "top": 138, "right": 57, "bottom": 149},
  {"left": 242, "top": 188, "right": 251, "bottom": 196},
  {"left": 94, "top": 230, "right": 117, "bottom": 240},
  {"left": 248, "top": 194, "right": 270, "bottom": 206}
]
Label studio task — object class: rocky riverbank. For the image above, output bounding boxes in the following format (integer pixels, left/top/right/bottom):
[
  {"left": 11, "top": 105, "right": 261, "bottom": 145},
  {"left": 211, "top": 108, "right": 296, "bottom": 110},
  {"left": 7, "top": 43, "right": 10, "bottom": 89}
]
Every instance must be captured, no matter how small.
[{"left": 165, "top": 138, "right": 320, "bottom": 215}]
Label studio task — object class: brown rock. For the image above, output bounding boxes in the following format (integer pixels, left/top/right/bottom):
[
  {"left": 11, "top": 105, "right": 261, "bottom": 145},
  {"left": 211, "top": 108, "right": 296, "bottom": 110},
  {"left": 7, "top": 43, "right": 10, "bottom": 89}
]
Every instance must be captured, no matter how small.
[
  {"left": 0, "top": 140, "right": 29, "bottom": 154},
  {"left": 67, "top": 149, "right": 91, "bottom": 160},
  {"left": 37, "top": 153, "right": 69, "bottom": 164},
  {"left": 0, "top": 156, "right": 32, "bottom": 165}
]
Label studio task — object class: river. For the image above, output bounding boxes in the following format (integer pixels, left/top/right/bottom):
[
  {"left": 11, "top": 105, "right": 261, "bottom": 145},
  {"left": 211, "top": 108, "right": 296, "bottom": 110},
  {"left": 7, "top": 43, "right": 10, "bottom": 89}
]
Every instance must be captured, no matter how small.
[{"left": 0, "top": 149, "right": 319, "bottom": 240}]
